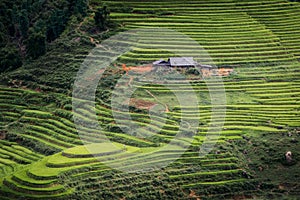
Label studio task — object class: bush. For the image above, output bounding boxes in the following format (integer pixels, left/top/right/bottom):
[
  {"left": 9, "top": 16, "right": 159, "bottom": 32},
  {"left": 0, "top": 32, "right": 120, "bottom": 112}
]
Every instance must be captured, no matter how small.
[
  {"left": 0, "top": 44, "right": 22, "bottom": 73},
  {"left": 186, "top": 68, "right": 200, "bottom": 75},
  {"left": 5, "top": 132, "right": 59, "bottom": 155},
  {"left": 64, "top": 104, "right": 72, "bottom": 110}
]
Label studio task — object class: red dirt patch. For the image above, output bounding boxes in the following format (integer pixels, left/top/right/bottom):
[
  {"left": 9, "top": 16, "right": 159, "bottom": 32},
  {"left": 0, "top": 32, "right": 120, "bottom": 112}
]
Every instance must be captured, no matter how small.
[
  {"left": 129, "top": 98, "right": 157, "bottom": 110},
  {"left": 202, "top": 68, "right": 234, "bottom": 77},
  {"left": 218, "top": 68, "right": 234, "bottom": 76},
  {"left": 126, "top": 64, "right": 154, "bottom": 74}
]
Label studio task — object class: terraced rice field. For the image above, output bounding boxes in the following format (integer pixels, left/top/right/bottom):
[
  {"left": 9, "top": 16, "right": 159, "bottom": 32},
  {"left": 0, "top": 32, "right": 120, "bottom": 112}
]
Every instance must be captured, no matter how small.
[
  {"left": 0, "top": 0, "right": 300, "bottom": 199},
  {"left": 0, "top": 60, "right": 298, "bottom": 198},
  {"left": 104, "top": 0, "right": 300, "bottom": 65}
]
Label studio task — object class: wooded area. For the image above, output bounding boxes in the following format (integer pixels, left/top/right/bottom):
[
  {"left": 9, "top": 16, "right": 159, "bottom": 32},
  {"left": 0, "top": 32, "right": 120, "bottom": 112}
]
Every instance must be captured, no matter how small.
[{"left": 0, "top": 0, "right": 88, "bottom": 72}]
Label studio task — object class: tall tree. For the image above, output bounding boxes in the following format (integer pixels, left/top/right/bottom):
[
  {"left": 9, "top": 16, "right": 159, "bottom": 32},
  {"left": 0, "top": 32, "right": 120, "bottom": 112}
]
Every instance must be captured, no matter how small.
[
  {"left": 0, "top": 22, "right": 7, "bottom": 48},
  {"left": 46, "top": 9, "right": 68, "bottom": 42},
  {"left": 26, "top": 27, "right": 46, "bottom": 59},
  {"left": 75, "top": 0, "right": 88, "bottom": 17},
  {"left": 0, "top": 44, "right": 22, "bottom": 73},
  {"left": 94, "top": 5, "right": 110, "bottom": 31},
  {"left": 11, "top": 5, "right": 20, "bottom": 37},
  {"left": 19, "top": 9, "right": 29, "bottom": 38}
]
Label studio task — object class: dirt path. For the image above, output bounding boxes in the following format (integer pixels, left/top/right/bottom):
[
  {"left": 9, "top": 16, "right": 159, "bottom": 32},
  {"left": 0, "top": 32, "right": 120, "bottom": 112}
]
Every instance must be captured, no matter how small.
[{"left": 145, "top": 90, "right": 169, "bottom": 112}]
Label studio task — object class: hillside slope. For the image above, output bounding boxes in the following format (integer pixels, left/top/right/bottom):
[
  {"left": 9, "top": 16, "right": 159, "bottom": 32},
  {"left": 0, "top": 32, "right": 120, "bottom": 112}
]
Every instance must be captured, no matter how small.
[{"left": 0, "top": 0, "right": 299, "bottom": 199}]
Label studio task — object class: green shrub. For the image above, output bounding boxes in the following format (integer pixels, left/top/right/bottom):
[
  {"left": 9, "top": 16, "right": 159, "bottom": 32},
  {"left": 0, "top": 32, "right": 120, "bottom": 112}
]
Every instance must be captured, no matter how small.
[
  {"left": 0, "top": 44, "right": 22, "bottom": 73},
  {"left": 5, "top": 132, "right": 59, "bottom": 155},
  {"left": 186, "top": 68, "right": 200, "bottom": 75},
  {"left": 63, "top": 104, "right": 72, "bottom": 110}
]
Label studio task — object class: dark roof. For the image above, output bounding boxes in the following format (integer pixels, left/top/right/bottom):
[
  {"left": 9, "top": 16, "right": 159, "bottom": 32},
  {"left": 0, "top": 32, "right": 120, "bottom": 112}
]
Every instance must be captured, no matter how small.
[
  {"left": 169, "top": 57, "right": 196, "bottom": 67},
  {"left": 152, "top": 60, "right": 169, "bottom": 65}
]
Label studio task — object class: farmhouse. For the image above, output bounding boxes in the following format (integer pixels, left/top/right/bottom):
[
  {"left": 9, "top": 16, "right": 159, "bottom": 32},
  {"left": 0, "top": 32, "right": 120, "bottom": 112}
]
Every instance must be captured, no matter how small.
[{"left": 152, "top": 57, "right": 234, "bottom": 77}]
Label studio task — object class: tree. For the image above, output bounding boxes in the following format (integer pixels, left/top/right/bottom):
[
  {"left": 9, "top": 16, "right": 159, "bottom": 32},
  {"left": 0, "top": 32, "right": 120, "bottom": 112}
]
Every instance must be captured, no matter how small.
[
  {"left": 74, "top": 0, "right": 88, "bottom": 17},
  {"left": 0, "top": 22, "right": 7, "bottom": 48},
  {"left": 19, "top": 9, "right": 29, "bottom": 38},
  {"left": 26, "top": 28, "right": 46, "bottom": 59},
  {"left": 0, "top": 44, "right": 22, "bottom": 73},
  {"left": 11, "top": 5, "right": 20, "bottom": 37},
  {"left": 94, "top": 5, "right": 110, "bottom": 31},
  {"left": 46, "top": 9, "right": 68, "bottom": 42},
  {"left": 67, "top": 0, "right": 88, "bottom": 17}
]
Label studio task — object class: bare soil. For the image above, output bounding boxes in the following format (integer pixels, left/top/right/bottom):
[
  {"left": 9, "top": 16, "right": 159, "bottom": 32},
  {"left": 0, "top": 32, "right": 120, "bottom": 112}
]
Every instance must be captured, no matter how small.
[{"left": 129, "top": 98, "right": 157, "bottom": 110}]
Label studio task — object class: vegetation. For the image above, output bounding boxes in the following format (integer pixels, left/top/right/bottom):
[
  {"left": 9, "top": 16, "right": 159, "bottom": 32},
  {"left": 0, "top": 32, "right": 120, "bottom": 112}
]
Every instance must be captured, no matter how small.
[
  {"left": 0, "top": 0, "right": 299, "bottom": 199},
  {"left": 94, "top": 5, "right": 110, "bottom": 31},
  {"left": 0, "top": 0, "right": 89, "bottom": 72}
]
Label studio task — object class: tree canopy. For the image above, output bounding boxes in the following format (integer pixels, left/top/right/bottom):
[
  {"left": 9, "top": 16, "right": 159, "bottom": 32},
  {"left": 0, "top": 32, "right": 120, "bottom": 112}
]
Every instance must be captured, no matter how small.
[{"left": 0, "top": 0, "right": 89, "bottom": 72}]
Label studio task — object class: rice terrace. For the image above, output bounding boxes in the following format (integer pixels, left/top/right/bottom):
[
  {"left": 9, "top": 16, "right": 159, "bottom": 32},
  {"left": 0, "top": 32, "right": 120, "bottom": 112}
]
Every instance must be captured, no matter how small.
[{"left": 0, "top": 0, "right": 299, "bottom": 199}]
